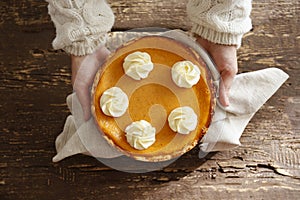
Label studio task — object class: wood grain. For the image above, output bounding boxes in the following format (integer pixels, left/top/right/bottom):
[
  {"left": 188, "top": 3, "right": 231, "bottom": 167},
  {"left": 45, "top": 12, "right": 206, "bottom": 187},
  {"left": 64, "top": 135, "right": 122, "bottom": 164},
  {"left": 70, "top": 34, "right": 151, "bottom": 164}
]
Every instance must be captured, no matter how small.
[
  {"left": 1, "top": 0, "right": 299, "bottom": 30},
  {"left": 0, "top": 0, "right": 299, "bottom": 200}
]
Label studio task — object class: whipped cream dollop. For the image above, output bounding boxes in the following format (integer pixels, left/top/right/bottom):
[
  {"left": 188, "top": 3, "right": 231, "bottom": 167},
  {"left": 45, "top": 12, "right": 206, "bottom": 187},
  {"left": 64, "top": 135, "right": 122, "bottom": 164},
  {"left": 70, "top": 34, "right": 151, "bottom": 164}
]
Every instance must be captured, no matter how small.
[
  {"left": 100, "top": 87, "right": 129, "bottom": 117},
  {"left": 125, "top": 120, "right": 156, "bottom": 150},
  {"left": 168, "top": 106, "right": 198, "bottom": 134},
  {"left": 123, "top": 51, "right": 154, "bottom": 80},
  {"left": 171, "top": 61, "right": 201, "bottom": 88}
]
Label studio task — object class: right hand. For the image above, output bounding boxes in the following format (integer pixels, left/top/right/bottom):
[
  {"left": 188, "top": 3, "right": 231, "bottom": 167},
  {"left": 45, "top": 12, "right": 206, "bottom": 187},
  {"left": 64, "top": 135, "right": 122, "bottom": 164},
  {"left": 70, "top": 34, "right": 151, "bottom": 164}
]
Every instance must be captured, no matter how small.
[
  {"left": 71, "top": 45, "right": 110, "bottom": 121},
  {"left": 196, "top": 36, "right": 238, "bottom": 107}
]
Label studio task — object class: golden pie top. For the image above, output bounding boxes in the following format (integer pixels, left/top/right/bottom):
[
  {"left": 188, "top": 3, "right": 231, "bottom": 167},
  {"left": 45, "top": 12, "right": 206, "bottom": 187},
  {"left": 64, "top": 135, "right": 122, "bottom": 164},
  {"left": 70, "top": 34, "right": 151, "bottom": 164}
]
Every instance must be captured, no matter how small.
[{"left": 91, "top": 36, "right": 215, "bottom": 162}]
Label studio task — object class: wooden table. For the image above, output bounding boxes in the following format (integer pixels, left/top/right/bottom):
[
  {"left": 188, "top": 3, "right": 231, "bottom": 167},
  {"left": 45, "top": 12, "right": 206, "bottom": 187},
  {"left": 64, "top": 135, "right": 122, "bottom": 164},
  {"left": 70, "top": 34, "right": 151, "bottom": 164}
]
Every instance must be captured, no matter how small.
[{"left": 1, "top": 0, "right": 299, "bottom": 199}]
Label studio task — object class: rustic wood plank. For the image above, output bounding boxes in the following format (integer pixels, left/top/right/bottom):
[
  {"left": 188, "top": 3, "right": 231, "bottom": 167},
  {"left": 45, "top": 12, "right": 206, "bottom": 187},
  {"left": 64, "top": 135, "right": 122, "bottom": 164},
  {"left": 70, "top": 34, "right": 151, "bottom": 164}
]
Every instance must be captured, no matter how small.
[
  {"left": 1, "top": 0, "right": 299, "bottom": 31},
  {"left": 0, "top": 0, "right": 299, "bottom": 200}
]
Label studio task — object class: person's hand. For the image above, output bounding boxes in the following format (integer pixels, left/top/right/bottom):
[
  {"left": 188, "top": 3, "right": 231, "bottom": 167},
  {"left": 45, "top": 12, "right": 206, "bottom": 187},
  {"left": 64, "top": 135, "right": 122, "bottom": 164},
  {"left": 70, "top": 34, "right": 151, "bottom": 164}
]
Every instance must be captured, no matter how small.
[
  {"left": 71, "top": 45, "right": 110, "bottom": 121},
  {"left": 196, "top": 36, "right": 238, "bottom": 107}
]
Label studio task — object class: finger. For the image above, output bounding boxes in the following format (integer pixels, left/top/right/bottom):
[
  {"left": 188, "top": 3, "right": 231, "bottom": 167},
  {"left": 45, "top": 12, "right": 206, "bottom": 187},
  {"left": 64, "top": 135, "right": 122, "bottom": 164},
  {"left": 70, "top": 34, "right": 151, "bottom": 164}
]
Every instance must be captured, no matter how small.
[
  {"left": 218, "top": 76, "right": 229, "bottom": 107},
  {"left": 75, "top": 83, "right": 92, "bottom": 121},
  {"left": 96, "top": 46, "right": 110, "bottom": 62},
  {"left": 208, "top": 45, "right": 237, "bottom": 107},
  {"left": 74, "top": 56, "right": 107, "bottom": 121},
  {"left": 218, "top": 63, "right": 237, "bottom": 107},
  {"left": 71, "top": 45, "right": 111, "bottom": 121}
]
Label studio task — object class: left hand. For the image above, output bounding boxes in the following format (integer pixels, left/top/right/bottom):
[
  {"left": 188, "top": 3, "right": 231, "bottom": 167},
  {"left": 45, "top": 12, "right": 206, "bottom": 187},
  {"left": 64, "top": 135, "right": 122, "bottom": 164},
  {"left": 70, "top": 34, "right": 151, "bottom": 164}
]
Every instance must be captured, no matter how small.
[{"left": 71, "top": 45, "right": 110, "bottom": 121}]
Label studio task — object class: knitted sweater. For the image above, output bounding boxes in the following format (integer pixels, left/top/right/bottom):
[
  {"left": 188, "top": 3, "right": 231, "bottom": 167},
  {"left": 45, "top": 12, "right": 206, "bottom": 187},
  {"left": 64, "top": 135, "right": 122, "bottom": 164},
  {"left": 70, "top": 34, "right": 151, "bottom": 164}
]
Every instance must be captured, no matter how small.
[{"left": 47, "top": 0, "right": 252, "bottom": 56}]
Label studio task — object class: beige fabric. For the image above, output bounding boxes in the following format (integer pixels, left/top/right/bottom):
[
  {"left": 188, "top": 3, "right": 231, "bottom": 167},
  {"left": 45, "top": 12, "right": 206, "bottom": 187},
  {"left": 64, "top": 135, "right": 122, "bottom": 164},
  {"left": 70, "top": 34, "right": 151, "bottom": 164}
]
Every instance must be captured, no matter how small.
[
  {"left": 47, "top": 0, "right": 252, "bottom": 56},
  {"left": 52, "top": 93, "right": 122, "bottom": 162},
  {"left": 200, "top": 68, "right": 289, "bottom": 152},
  {"left": 46, "top": 0, "right": 114, "bottom": 56},
  {"left": 187, "top": 0, "right": 252, "bottom": 48}
]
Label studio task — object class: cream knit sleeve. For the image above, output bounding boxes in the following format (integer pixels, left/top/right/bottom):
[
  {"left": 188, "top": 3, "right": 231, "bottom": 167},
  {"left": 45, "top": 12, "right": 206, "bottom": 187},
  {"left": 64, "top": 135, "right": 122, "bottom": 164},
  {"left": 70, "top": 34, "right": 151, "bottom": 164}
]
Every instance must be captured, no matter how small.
[
  {"left": 187, "top": 0, "right": 252, "bottom": 47},
  {"left": 46, "top": 0, "right": 114, "bottom": 56}
]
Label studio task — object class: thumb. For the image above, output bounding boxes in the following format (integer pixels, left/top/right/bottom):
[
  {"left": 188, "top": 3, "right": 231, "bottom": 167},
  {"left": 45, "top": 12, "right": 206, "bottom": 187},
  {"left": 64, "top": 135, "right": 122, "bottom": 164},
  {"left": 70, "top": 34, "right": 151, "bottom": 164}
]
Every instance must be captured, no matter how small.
[
  {"left": 218, "top": 71, "right": 231, "bottom": 107},
  {"left": 75, "top": 83, "right": 92, "bottom": 121},
  {"left": 209, "top": 48, "right": 237, "bottom": 107}
]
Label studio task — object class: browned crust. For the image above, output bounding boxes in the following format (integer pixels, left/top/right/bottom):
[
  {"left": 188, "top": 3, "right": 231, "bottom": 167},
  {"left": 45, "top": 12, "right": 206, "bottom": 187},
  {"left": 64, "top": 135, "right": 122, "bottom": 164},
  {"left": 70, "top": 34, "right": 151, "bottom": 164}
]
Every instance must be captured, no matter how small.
[{"left": 91, "top": 35, "right": 216, "bottom": 162}]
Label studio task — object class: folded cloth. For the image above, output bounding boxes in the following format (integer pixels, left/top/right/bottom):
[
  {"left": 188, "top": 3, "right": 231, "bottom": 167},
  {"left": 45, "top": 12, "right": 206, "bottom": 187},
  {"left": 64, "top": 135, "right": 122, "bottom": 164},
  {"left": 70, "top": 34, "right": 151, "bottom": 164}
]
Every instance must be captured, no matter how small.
[
  {"left": 52, "top": 94, "right": 122, "bottom": 162},
  {"left": 52, "top": 31, "right": 289, "bottom": 162},
  {"left": 199, "top": 68, "right": 289, "bottom": 152}
]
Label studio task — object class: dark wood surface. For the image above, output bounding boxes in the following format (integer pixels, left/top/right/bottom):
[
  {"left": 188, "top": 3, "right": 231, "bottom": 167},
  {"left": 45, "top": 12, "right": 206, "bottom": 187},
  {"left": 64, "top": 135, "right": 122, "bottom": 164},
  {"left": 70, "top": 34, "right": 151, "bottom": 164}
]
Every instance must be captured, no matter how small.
[{"left": 1, "top": 0, "right": 299, "bottom": 199}]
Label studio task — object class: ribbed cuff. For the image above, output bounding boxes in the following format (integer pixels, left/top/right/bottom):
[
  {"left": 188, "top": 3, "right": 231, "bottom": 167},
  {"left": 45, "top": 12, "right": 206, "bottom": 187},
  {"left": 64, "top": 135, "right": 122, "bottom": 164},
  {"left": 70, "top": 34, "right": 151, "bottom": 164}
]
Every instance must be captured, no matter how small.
[
  {"left": 63, "top": 34, "right": 107, "bottom": 56},
  {"left": 191, "top": 24, "right": 243, "bottom": 48}
]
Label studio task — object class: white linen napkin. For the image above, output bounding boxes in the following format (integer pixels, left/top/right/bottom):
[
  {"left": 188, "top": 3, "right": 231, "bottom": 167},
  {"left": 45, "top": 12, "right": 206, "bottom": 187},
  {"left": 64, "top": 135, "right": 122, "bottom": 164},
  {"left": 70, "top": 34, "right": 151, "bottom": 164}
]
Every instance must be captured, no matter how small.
[
  {"left": 52, "top": 94, "right": 122, "bottom": 162},
  {"left": 199, "top": 67, "right": 289, "bottom": 152},
  {"left": 52, "top": 31, "right": 289, "bottom": 162}
]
